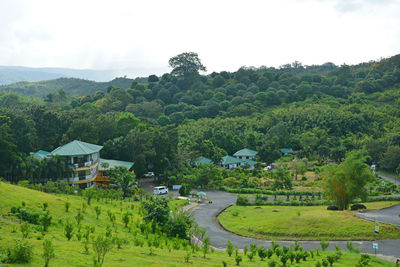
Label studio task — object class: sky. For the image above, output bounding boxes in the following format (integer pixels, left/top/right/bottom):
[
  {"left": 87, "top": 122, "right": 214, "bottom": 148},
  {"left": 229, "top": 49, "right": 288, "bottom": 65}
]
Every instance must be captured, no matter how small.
[{"left": 0, "top": 0, "right": 400, "bottom": 77}]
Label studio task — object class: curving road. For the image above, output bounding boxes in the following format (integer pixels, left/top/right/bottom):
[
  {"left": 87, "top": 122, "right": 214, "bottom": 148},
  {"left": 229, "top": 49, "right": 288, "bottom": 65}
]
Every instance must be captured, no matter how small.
[
  {"left": 356, "top": 205, "right": 400, "bottom": 227},
  {"left": 191, "top": 191, "right": 400, "bottom": 258}
]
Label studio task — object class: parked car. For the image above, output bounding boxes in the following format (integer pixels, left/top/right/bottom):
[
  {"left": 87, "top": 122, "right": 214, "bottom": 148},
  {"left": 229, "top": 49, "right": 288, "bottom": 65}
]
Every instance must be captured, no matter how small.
[
  {"left": 153, "top": 186, "right": 168, "bottom": 195},
  {"left": 144, "top": 172, "right": 154, "bottom": 178}
]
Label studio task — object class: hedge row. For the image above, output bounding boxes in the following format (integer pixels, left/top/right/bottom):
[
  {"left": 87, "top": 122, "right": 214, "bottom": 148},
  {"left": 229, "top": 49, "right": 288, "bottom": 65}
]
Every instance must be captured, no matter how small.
[
  {"left": 221, "top": 186, "right": 320, "bottom": 196},
  {"left": 236, "top": 195, "right": 400, "bottom": 207}
]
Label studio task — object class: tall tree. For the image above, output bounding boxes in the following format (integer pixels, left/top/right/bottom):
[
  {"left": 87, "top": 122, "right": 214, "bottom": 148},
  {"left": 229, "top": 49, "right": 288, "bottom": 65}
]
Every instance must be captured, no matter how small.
[
  {"left": 109, "top": 166, "right": 137, "bottom": 199},
  {"left": 0, "top": 114, "right": 17, "bottom": 179},
  {"left": 323, "top": 150, "right": 373, "bottom": 210},
  {"left": 169, "top": 52, "right": 207, "bottom": 80}
]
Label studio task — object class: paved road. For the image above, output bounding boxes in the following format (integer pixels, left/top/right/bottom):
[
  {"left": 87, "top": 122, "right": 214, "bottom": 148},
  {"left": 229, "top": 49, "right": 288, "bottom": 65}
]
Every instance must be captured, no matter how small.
[
  {"left": 356, "top": 205, "right": 400, "bottom": 226},
  {"left": 191, "top": 191, "right": 400, "bottom": 258}
]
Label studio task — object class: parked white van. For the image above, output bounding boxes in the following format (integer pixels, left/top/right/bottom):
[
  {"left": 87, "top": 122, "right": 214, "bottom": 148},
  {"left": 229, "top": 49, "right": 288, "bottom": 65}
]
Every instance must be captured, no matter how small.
[{"left": 153, "top": 186, "right": 168, "bottom": 195}]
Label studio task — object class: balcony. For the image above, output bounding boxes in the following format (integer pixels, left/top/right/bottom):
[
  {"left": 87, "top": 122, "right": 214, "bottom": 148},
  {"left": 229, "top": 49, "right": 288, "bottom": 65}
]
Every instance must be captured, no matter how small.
[
  {"left": 68, "top": 173, "right": 97, "bottom": 184},
  {"left": 70, "top": 161, "right": 98, "bottom": 171}
]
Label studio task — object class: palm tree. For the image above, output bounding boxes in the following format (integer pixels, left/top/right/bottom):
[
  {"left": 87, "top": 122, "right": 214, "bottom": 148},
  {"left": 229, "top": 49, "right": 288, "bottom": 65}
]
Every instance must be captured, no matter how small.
[{"left": 109, "top": 166, "right": 138, "bottom": 198}]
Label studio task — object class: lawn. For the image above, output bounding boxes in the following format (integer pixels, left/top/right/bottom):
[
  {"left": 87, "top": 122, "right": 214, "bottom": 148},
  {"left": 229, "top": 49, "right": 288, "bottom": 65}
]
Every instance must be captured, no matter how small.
[
  {"left": 218, "top": 202, "right": 400, "bottom": 241},
  {"left": 0, "top": 182, "right": 396, "bottom": 266}
]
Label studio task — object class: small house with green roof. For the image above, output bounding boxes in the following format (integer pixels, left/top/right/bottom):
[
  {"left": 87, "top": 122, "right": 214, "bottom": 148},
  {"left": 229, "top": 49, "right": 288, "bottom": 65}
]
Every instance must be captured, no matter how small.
[
  {"left": 193, "top": 156, "right": 212, "bottom": 167},
  {"left": 280, "top": 148, "right": 293, "bottom": 156},
  {"left": 220, "top": 155, "right": 243, "bottom": 170},
  {"left": 51, "top": 140, "right": 103, "bottom": 188},
  {"left": 239, "top": 158, "right": 258, "bottom": 170},
  {"left": 233, "top": 148, "right": 258, "bottom": 160},
  {"left": 31, "top": 150, "right": 50, "bottom": 160}
]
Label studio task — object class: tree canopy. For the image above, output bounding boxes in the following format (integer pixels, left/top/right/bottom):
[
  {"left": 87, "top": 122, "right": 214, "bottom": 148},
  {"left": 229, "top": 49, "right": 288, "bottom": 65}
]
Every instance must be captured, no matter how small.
[
  {"left": 169, "top": 52, "right": 207, "bottom": 78},
  {"left": 322, "top": 150, "right": 373, "bottom": 210}
]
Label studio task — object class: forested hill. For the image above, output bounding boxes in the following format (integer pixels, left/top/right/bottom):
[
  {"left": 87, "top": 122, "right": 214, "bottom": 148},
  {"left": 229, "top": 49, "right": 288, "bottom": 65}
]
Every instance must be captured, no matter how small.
[
  {"left": 0, "top": 77, "right": 135, "bottom": 97},
  {"left": 1, "top": 52, "right": 400, "bottom": 180},
  {"left": 0, "top": 66, "right": 119, "bottom": 85}
]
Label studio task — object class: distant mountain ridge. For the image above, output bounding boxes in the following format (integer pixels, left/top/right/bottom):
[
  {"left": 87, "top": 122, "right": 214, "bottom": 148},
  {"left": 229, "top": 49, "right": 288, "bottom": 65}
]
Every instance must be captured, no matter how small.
[
  {"left": 0, "top": 66, "right": 119, "bottom": 85},
  {"left": 0, "top": 77, "right": 135, "bottom": 97}
]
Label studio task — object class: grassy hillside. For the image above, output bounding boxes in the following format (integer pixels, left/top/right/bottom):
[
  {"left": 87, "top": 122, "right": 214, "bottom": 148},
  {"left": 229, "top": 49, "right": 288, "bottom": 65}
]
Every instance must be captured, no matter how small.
[
  {"left": 0, "top": 182, "right": 396, "bottom": 266},
  {"left": 0, "top": 77, "right": 134, "bottom": 97}
]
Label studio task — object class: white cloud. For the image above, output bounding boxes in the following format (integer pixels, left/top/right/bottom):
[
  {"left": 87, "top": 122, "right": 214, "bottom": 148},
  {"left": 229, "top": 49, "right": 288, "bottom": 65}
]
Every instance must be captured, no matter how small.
[{"left": 0, "top": 0, "right": 399, "bottom": 77}]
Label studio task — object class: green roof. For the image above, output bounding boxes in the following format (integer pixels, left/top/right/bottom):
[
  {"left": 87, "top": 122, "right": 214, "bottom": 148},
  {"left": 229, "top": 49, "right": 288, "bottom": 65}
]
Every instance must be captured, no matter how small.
[
  {"left": 193, "top": 156, "right": 212, "bottom": 165},
  {"left": 221, "top": 155, "right": 242, "bottom": 165},
  {"left": 32, "top": 150, "right": 50, "bottom": 160},
  {"left": 51, "top": 140, "right": 103, "bottom": 156},
  {"left": 99, "top": 158, "right": 134, "bottom": 170},
  {"left": 233, "top": 148, "right": 258, "bottom": 157},
  {"left": 280, "top": 148, "right": 293, "bottom": 154},
  {"left": 239, "top": 158, "right": 258, "bottom": 166}
]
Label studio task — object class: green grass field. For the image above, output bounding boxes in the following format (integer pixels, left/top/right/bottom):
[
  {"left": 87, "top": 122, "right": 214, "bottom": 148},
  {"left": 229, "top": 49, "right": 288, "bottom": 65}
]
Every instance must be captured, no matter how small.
[
  {"left": 218, "top": 202, "right": 400, "bottom": 241},
  {"left": 0, "top": 182, "right": 396, "bottom": 266}
]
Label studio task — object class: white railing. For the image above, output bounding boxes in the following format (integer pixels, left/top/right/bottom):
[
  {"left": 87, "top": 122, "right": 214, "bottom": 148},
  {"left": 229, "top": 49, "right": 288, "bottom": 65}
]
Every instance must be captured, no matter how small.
[{"left": 84, "top": 161, "right": 93, "bottom": 167}]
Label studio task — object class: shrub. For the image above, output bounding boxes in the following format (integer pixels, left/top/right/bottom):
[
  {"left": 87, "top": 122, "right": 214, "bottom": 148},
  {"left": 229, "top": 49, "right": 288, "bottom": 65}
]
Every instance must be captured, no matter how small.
[
  {"left": 184, "top": 249, "right": 191, "bottom": 263},
  {"left": 75, "top": 209, "right": 84, "bottom": 226},
  {"left": 113, "top": 236, "right": 125, "bottom": 249},
  {"left": 122, "top": 212, "right": 130, "bottom": 228},
  {"left": 268, "top": 259, "right": 277, "bottom": 267},
  {"left": 302, "top": 251, "right": 309, "bottom": 261},
  {"left": 82, "top": 225, "right": 92, "bottom": 253},
  {"left": 236, "top": 195, "right": 249, "bottom": 206},
  {"left": 64, "top": 220, "right": 74, "bottom": 241},
  {"left": 356, "top": 254, "right": 371, "bottom": 267},
  {"left": 288, "top": 251, "right": 295, "bottom": 264},
  {"left": 327, "top": 206, "right": 338, "bottom": 210},
  {"left": 235, "top": 254, "right": 242, "bottom": 265},
  {"left": 92, "top": 235, "right": 112, "bottom": 265},
  {"left": 280, "top": 253, "right": 289, "bottom": 266},
  {"left": 65, "top": 202, "right": 70, "bottom": 213},
  {"left": 40, "top": 211, "right": 52, "bottom": 232},
  {"left": 42, "top": 238, "right": 55, "bottom": 267},
  {"left": 326, "top": 255, "right": 335, "bottom": 266},
  {"left": 320, "top": 240, "right": 329, "bottom": 251},
  {"left": 20, "top": 222, "right": 31, "bottom": 239},
  {"left": 271, "top": 241, "right": 280, "bottom": 250},
  {"left": 334, "top": 250, "right": 342, "bottom": 261},
  {"left": 295, "top": 251, "right": 302, "bottom": 263},
  {"left": 247, "top": 251, "right": 255, "bottom": 261},
  {"left": 17, "top": 208, "right": 41, "bottom": 224},
  {"left": 294, "top": 241, "right": 302, "bottom": 251},
  {"left": 4, "top": 240, "right": 33, "bottom": 263},
  {"left": 164, "top": 210, "right": 194, "bottom": 239},
  {"left": 226, "top": 240, "right": 234, "bottom": 257},
  {"left": 266, "top": 248, "right": 273, "bottom": 259},
  {"left": 94, "top": 206, "right": 101, "bottom": 220},
  {"left": 258, "top": 246, "right": 267, "bottom": 261},
  {"left": 179, "top": 184, "right": 191, "bottom": 196},
  {"left": 202, "top": 236, "right": 210, "bottom": 258},
  {"left": 351, "top": 204, "right": 367, "bottom": 210}
]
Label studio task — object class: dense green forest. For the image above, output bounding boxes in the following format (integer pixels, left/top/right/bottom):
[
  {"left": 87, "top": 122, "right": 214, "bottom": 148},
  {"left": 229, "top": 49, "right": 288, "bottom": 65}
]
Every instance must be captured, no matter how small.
[{"left": 1, "top": 52, "right": 400, "bottom": 184}]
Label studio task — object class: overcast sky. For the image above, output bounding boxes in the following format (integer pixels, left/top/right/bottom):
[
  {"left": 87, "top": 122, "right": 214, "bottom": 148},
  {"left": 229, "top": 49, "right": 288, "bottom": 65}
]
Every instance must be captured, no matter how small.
[{"left": 0, "top": 0, "right": 399, "bottom": 77}]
